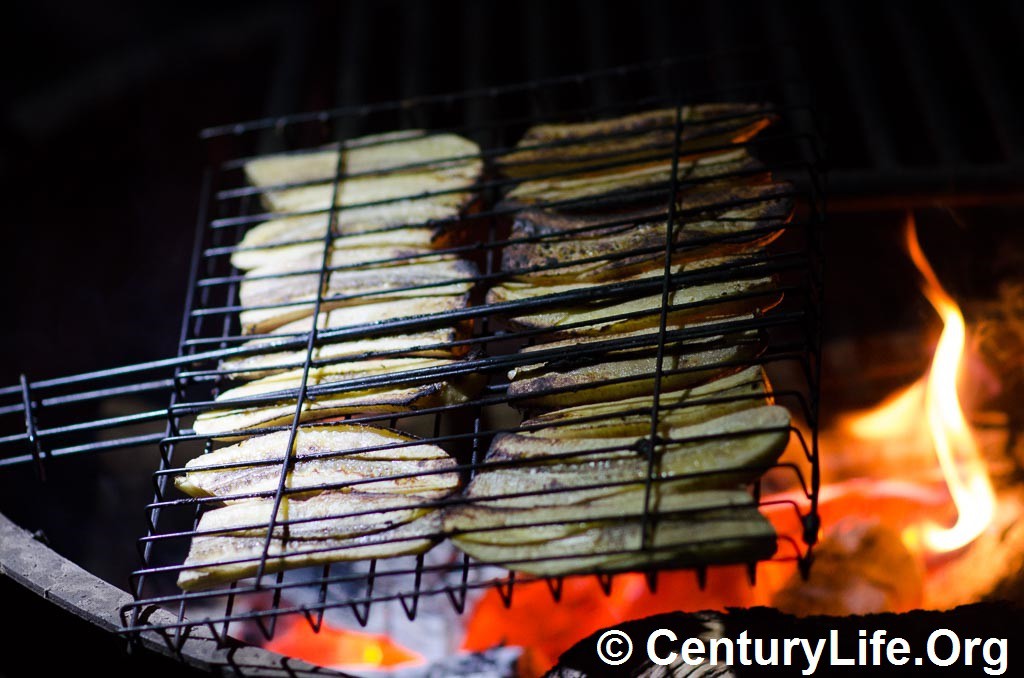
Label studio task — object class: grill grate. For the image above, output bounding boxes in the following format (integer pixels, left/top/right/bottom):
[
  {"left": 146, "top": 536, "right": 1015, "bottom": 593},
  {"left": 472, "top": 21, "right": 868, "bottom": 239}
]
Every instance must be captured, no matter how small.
[{"left": 0, "top": 51, "right": 824, "bottom": 647}]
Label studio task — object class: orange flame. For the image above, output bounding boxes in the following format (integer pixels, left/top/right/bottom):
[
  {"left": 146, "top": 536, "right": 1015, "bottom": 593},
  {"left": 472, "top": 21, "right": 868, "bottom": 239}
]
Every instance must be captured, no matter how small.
[
  {"left": 903, "top": 213, "right": 995, "bottom": 552},
  {"left": 842, "top": 213, "right": 995, "bottom": 555}
]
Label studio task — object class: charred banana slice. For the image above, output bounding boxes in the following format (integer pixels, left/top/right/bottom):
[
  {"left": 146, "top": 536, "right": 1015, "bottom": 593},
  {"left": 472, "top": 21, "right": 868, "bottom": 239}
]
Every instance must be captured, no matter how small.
[
  {"left": 501, "top": 183, "right": 792, "bottom": 283},
  {"left": 506, "top": 338, "right": 763, "bottom": 409},
  {"left": 497, "top": 104, "right": 774, "bottom": 179}
]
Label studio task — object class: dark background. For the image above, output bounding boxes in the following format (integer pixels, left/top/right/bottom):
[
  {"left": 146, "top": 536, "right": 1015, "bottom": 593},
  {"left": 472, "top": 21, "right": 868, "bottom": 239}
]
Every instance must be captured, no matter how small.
[
  {"left": 3, "top": 0, "right": 1023, "bottom": 387},
  {"left": 1, "top": 1, "right": 1023, "bottom": 673}
]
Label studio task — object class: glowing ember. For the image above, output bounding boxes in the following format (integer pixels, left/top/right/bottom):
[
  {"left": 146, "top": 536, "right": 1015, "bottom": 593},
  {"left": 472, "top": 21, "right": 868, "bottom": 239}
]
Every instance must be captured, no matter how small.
[
  {"left": 264, "top": 616, "right": 424, "bottom": 670},
  {"left": 840, "top": 213, "right": 996, "bottom": 555},
  {"left": 462, "top": 567, "right": 788, "bottom": 673}
]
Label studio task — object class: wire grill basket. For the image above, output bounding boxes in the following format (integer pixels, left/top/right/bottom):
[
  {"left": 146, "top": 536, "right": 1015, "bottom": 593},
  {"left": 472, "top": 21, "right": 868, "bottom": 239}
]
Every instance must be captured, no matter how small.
[{"left": 0, "top": 49, "right": 824, "bottom": 646}]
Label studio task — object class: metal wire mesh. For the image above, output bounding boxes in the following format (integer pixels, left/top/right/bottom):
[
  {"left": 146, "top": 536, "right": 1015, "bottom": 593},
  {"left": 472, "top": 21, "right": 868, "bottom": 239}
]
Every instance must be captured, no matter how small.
[{"left": 0, "top": 49, "right": 824, "bottom": 645}]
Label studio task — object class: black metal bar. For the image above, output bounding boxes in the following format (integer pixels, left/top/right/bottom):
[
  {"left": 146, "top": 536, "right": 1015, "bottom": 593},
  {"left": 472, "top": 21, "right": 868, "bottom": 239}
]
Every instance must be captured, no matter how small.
[
  {"left": 169, "top": 312, "right": 807, "bottom": 417},
  {"left": 126, "top": 492, "right": 813, "bottom": 609},
  {"left": 0, "top": 307, "right": 809, "bottom": 468},
  {"left": 251, "top": 136, "right": 347, "bottom": 586},
  {"left": 213, "top": 86, "right": 798, "bottom": 176},
  {"left": 0, "top": 379, "right": 175, "bottom": 419},
  {"left": 206, "top": 125, "right": 794, "bottom": 225},
  {"left": 579, "top": 0, "right": 613, "bottom": 108},
  {"left": 117, "top": 529, "right": 816, "bottom": 636},
  {"left": 641, "top": 100, "right": 686, "bottom": 549},
  {"left": 18, "top": 374, "right": 46, "bottom": 481},
  {"left": 760, "top": 5, "right": 822, "bottom": 168},
  {"left": 0, "top": 432, "right": 168, "bottom": 469}
]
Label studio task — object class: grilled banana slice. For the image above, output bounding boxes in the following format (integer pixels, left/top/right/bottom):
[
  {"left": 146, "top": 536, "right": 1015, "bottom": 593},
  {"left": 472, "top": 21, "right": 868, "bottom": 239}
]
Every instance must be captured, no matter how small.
[
  {"left": 178, "top": 510, "right": 443, "bottom": 591},
  {"left": 446, "top": 488, "right": 757, "bottom": 545},
  {"left": 507, "top": 181, "right": 792, "bottom": 238},
  {"left": 242, "top": 294, "right": 471, "bottom": 337},
  {"left": 233, "top": 131, "right": 482, "bottom": 270},
  {"left": 451, "top": 508, "right": 775, "bottom": 576},
  {"left": 245, "top": 131, "right": 475, "bottom": 185},
  {"left": 497, "top": 104, "right": 773, "bottom": 179},
  {"left": 489, "top": 404, "right": 788, "bottom": 463},
  {"left": 523, "top": 365, "right": 770, "bottom": 438},
  {"left": 489, "top": 276, "right": 778, "bottom": 335},
  {"left": 222, "top": 293, "right": 472, "bottom": 380},
  {"left": 247, "top": 244, "right": 439, "bottom": 275},
  {"left": 192, "top": 363, "right": 483, "bottom": 437},
  {"left": 176, "top": 424, "right": 460, "bottom": 499},
  {"left": 467, "top": 406, "right": 789, "bottom": 505},
  {"left": 488, "top": 252, "right": 755, "bottom": 298},
  {"left": 506, "top": 339, "right": 763, "bottom": 409},
  {"left": 239, "top": 257, "right": 478, "bottom": 334},
  {"left": 244, "top": 131, "right": 482, "bottom": 213},
  {"left": 221, "top": 329, "right": 466, "bottom": 381},
  {"left": 501, "top": 147, "right": 762, "bottom": 209},
  {"left": 231, "top": 217, "right": 449, "bottom": 271},
  {"left": 195, "top": 491, "right": 437, "bottom": 540},
  {"left": 518, "top": 317, "right": 760, "bottom": 354}
]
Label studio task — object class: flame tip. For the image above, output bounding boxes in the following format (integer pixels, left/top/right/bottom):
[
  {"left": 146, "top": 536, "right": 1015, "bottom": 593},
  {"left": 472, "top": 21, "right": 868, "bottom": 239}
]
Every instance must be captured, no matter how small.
[{"left": 852, "top": 213, "right": 997, "bottom": 555}]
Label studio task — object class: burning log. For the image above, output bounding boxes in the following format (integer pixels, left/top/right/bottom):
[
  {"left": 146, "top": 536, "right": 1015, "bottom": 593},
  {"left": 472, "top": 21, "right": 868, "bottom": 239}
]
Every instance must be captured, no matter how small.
[
  {"left": 925, "top": 488, "right": 1024, "bottom": 610},
  {"left": 771, "top": 518, "right": 924, "bottom": 616},
  {"left": 974, "top": 279, "right": 1024, "bottom": 462}
]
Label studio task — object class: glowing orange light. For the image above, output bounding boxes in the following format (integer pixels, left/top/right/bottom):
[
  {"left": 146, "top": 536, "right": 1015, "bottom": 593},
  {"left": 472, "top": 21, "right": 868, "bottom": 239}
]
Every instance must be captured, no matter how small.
[
  {"left": 843, "top": 381, "right": 925, "bottom": 440},
  {"left": 265, "top": 616, "right": 424, "bottom": 670}
]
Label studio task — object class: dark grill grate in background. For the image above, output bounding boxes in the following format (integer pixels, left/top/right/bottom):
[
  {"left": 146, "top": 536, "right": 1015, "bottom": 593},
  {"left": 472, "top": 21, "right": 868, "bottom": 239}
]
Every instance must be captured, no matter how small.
[
  {"left": 318, "top": 0, "right": 1024, "bottom": 203},
  {"left": 5, "top": 0, "right": 1021, "bottom": 383},
  {"left": 5, "top": 0, "right": 1022, "bottom": 392},
  {"left": 818, "top": 0, "right": 1024, "bottom": 202}
]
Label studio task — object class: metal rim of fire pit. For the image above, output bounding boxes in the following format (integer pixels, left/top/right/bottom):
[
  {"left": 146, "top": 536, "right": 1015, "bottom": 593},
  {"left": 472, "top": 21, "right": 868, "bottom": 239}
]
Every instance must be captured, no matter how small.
[{"left": 0, "top": 511, "right": 345, "bottom": 676}]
